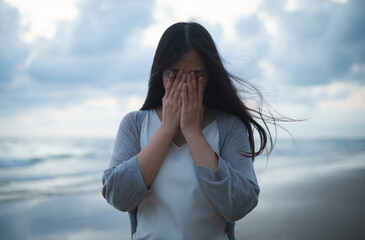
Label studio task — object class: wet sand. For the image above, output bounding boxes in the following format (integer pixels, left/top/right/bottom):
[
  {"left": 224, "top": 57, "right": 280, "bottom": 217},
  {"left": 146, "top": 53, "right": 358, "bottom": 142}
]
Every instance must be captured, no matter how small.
[
  {"left": 236, "top": 169, "right": 365, "bottom": 240},
  {"left": 1, "top": 169, "right": 364, "bottom": 240},
  {"left": 0, "top": 190, "right": 131, "bottom": 240}
]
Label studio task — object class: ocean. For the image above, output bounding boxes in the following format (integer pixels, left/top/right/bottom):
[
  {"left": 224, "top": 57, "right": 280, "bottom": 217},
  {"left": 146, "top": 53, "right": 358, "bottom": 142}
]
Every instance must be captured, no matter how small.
[
  {"left": 0, "top": 137, "right": 364, "bottom": 203},
  {"left": 0, "top": 138, "right": 114, "bottom": 202},
  {"left": 0, "top": 137, "right": 364, "bottom": 240}
]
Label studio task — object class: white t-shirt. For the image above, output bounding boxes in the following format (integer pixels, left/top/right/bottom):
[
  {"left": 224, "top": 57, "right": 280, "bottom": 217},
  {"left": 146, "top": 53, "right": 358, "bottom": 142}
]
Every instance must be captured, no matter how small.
[{"left": 133, "top": 109, "right": 228, "bottom": 240}]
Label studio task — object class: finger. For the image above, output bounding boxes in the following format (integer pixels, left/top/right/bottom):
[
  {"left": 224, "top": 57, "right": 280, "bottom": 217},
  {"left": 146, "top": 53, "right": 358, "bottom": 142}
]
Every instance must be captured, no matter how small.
[
  {"left": 190, "top": 72, "right": 198, "bottom": 102},
  {"left": 198, "top": 76, "right": 204, "bottom": 103},
  {"left": 174, "top": 69, "right": 183, "bottom": 83},
  {"left": 169, "top": 70, "right": 183, "bottom": 98},
  {"left": 180, "top": 83, "right": 187, "bottom": 109},
  {"left": 164, "top": 74, "right": 173, "bottom": 98},
  {"left": 169, "top": 72, "right": 175, "bottom": 82},
  {"left": 187, "top": 74, "right": 194, "bottom": 104},
  {"left": 174, "top": 73, "right": 186, "bottom": 102}
]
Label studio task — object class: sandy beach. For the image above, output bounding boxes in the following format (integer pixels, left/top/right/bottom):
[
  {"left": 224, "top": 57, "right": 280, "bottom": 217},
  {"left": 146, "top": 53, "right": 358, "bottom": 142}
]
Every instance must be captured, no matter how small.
[
  {"left": 0, "top": 188, "right": 131, "bottom": 240},
  {"left": 1, "top": 168, "right": 364, "bottom": 240},
  {"left": 236, "top": 168, "right": 365, "bottom": 240}
]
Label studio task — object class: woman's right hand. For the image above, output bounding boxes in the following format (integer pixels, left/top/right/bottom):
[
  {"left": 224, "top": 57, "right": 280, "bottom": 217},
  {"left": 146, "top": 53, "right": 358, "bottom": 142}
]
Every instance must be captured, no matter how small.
[
  {"left": 136, "top": 70, "right": 186, "bottom": 188},
  {"left": 161, "top": 69, "right": 186, "bottom": 138}
]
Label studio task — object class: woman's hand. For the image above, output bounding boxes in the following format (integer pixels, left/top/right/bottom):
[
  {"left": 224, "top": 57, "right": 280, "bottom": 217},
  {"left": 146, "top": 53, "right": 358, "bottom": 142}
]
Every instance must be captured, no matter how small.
[
  {"left": 180, "top": 72, "right": 205, "bottom": 139},
  {"left": 161, "top": 70, "right": 186, "bottom": 138},
  {"left": 181, "top": 72, "right": 218, "bottom": 170},
  {"left": 136, "top": 71, "right": 186, "bottom": 187}
]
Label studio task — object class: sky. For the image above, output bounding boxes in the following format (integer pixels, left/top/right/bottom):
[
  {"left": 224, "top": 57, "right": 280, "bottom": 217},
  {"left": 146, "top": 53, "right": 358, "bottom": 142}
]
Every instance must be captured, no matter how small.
[{"left": 0, "top": 0, "right": 364, "bottom": 139}]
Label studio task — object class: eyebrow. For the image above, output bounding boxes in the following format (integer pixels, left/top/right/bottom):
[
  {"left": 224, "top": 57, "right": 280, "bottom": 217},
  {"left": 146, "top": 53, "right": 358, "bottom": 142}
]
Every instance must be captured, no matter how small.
[{"left": 168, "top": 68, "right": 206, "bottom": 74}]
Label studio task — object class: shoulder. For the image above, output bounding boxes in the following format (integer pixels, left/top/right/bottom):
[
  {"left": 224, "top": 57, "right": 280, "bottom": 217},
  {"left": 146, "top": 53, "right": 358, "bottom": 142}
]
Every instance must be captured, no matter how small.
[
  {"left": 122, "top": 110, "right": 147, "bottom": 121},
  {"left": 214, "top": 110, "right": 245, "bottom": 131},
  {"left": 214, "top": 110, "right": 250, "bottom": 153},
  {"left": 122, "top": 110, "right": 147, "bottom": 123},
  {"left": 119, "top": 110, "right": 148, "bottom": 132}
]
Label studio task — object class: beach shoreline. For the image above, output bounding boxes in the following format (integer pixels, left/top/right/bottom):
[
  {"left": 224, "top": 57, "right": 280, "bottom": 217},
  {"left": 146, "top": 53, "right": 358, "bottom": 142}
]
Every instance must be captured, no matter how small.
[
  {"left": 1, "top": 166, "right": 364, "bottom": 239},
  {"left": 0, "top": 189, "right": 131, "bottom": 240},
  {"left": 236, "top": 168, "right": 365, "bottom": 240}
]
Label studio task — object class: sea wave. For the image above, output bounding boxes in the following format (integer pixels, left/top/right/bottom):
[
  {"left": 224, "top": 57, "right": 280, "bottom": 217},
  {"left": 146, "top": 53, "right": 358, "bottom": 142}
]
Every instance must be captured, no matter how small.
[
  {"left": 0, "top": 154, "right": 76, "bottom": 168},
  {"left": 0, "top": 137, "right": 364, "bottom": 202}
]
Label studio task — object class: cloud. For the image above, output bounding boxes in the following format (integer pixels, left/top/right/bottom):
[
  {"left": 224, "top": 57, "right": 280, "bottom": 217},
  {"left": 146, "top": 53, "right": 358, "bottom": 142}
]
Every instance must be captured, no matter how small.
[
  {"left": 4, "top": 0, "right": 81, "bottom": 43},
  {"left": 0, "top": 95, "right": 145, "bottom": 137},
  {"left": 0, "top": 0, "right": 29, "bottom": 84},
  {"left": 143, "top": 0, "right": 261, "bottom": 45},
  {"left": 233, "top": 0, "right": 365, "bottom": 86},
  {"left": 0, "top": 0, "right": 154, "bottom": 116},
  {"left": 1, "top": 0, "right": 364, "bottom": 138},
  {"left": 28, "top": 0, "right": 155, "bottom": 86},
  {"left": 70, "top": 0, "right": 153, "bottom": 56}
]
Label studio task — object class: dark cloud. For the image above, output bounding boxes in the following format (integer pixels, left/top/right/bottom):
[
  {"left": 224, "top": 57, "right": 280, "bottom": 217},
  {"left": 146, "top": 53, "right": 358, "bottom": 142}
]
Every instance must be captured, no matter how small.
[
  {"left": 70, "top": 0, "right": 153, "bottom": 56},
  {"left": 238, "top": 0, "right": 365, "bottom": 86},
  {"left": 235, "top": 15, "right": 270, "bottom": 59},
  {"left": 0, "top": 0, "right": 154, "bottom": 115},
  {"left": 29, "top": 0, "right": 154, "bottom": 86},
  {"left": 1, "top": 0, "right": 364, "bottom": 119},
  {"left": 0, "top": 1, "right": 29, "bottom": 83},
  {"left": 0, "top": 0, "right": 30, "bottom": 115}
]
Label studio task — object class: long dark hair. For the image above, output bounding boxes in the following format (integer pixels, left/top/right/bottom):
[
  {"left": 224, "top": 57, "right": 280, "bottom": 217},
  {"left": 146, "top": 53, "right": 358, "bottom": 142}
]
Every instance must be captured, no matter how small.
[{"left": 141, "top": 21, "right": 284, "bottom": 161}]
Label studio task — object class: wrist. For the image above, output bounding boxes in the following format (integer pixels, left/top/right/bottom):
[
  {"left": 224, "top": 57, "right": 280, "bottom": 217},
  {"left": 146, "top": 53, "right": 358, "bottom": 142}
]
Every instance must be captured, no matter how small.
[
  {"left": 159, "top": 123, "right": 178, "bottom": 139},
  {"left": 183, "top": 129, "right": 203, "bottom": 142}
]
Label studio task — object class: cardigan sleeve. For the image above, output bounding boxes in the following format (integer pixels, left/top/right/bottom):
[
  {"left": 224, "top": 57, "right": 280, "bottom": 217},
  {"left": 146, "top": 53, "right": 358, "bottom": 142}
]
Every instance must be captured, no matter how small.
[
  {"left": 194, "top": 114, "right": 260, "bottom": 223},
  {"left": 102, "top": 111, "right": 151, "bottom": 212}
]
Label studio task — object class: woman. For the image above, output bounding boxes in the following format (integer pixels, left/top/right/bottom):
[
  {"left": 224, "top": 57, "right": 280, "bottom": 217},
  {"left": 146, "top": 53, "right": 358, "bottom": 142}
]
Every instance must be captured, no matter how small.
[{"left": 102, "top": 22, "right": 271, "bottom": 240}]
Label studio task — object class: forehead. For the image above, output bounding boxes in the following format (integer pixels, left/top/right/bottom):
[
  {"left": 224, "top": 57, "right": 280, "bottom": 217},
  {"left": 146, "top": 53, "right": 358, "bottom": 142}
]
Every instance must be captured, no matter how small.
[{"left": 171, "top": 49, "right": 206, "bottom": 71}]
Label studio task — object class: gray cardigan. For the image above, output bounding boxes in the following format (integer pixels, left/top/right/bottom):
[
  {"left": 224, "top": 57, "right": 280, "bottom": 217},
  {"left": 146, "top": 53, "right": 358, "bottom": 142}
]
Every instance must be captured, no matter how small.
[{"left": 102, "top": 110, "right": 260, "bottom": 240}]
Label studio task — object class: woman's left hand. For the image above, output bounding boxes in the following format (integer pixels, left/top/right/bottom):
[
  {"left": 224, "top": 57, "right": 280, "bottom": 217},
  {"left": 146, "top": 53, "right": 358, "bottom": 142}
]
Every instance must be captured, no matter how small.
[{"left": 180, "top": 72, "right": 205, "bottom": 139}]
